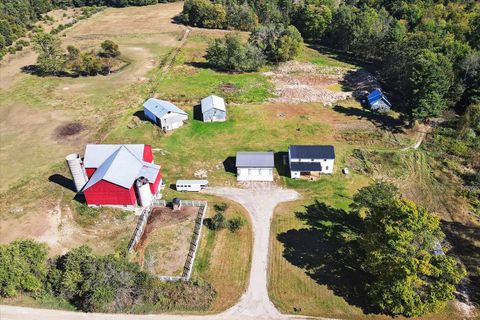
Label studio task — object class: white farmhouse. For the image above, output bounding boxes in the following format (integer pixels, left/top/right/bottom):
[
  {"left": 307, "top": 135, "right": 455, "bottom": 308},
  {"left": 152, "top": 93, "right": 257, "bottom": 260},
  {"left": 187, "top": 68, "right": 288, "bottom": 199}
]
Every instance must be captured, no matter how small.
[
  {"left": 289, "top": 145, "right": 335, "bottom": 179},
  {"left": 236, "top": 152, "right": 274, "bottom": 182},
  {"left": 143, "top": 98, "right": 188, "bottom": 132},
  {"left": 201, "top": 95, "right": 226, "bottom": 122}
]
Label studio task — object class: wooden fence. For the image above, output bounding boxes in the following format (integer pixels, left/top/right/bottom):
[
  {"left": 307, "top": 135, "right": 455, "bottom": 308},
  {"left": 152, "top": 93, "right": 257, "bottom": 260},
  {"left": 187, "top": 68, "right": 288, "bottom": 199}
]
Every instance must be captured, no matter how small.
[{"left": 128, "top": 199, "right": 208, "bottom": 281}]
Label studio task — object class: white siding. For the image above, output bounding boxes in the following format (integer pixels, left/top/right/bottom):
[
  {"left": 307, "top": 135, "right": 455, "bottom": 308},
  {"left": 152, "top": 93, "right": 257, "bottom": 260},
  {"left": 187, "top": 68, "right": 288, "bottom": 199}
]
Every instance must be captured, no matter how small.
[
  {"left": 289, "top": 158, "right": 335, "bottom": 178},
  {"left": 237, "top": 167, "right": 273, "bottom": 181}
]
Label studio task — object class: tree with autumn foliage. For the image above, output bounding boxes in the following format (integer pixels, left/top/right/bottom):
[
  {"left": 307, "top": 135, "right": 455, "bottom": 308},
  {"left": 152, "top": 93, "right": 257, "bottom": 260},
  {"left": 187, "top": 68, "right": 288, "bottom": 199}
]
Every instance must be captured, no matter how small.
[{"left": 353, "top": 182, "right": 466, "bottom": 317}]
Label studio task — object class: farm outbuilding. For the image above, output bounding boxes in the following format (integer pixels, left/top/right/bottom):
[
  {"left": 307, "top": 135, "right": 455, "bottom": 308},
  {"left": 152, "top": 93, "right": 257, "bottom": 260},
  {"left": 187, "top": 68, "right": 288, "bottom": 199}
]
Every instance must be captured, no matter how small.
[
  {"left": 201, "top": 95, "right": 226, "bottom": 122},
  {"left": 66, "top": 144, "right": 162, "bottom": 207},
  {"left": 236, "top": 152, "right": 274, "bottom": 181},
  {"left": 289, "top": 145, "right": 335, "bottom": 179},
  {"left": 366, "top": 89, "right": 391, "bottom": 113},
  {"left": 143, "top": 98, "right": 188, "bottom": 131}
]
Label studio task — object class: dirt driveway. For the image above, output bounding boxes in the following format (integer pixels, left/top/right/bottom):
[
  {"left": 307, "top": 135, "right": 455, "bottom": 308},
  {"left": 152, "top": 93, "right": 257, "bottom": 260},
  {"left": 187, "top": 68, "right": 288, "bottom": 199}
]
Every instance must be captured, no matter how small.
[{"left": 1, "top": 184, "right": 305, "bottom": 320}]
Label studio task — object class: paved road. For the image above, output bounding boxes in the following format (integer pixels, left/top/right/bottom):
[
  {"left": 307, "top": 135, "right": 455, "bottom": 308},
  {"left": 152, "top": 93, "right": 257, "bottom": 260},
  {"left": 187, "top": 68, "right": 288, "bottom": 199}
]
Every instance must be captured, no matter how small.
[{"left": 1, "top": 184, "right": 303, "bottom": 320}]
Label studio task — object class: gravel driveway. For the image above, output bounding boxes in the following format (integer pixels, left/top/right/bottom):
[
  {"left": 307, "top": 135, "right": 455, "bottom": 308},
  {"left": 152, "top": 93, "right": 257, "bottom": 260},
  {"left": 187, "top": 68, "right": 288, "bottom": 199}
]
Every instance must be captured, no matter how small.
[
  {"left": 206, "top": 184, "right": 300, "bottom": 319},
  {"left": 1, "top": 184, "right": 303, "bottom": 320}
]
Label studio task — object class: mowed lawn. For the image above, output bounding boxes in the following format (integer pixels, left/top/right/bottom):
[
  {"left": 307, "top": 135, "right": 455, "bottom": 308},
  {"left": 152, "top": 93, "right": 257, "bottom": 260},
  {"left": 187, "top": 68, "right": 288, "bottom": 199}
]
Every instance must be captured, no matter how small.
[{"left": 192, "top": 197, "right": 252, "bottom": 312}]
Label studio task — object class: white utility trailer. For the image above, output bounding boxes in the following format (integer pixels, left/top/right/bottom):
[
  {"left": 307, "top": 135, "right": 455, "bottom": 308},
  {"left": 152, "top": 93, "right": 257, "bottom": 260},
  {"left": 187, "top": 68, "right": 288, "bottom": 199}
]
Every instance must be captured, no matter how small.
[{"left": 176, "top": 180, "right": 209, "bottom": 192}]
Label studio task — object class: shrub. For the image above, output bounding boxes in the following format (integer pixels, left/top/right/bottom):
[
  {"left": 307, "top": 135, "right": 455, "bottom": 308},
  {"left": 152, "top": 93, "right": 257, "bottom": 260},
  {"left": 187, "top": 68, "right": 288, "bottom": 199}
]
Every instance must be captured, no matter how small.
[
  {"left": 0, "top": 240, "right": 48, "bottom": 297},
  {"left": 210, "top": 212, "right": 227, "bottom": 230},
  {"left": 100, "top": 39, "right": 120, "bottom": 58},
  {"left": 214, "top": 203, "right": 229, "bottom": 214},
  {"left": 205, "top": 32, "right": 266, "bottom": 72},
  {"left": 249, "top": 24, "right": 303, "bottom": 63},
  {"left": 228, "top": 216, "right": 246, "bottom": 232}
]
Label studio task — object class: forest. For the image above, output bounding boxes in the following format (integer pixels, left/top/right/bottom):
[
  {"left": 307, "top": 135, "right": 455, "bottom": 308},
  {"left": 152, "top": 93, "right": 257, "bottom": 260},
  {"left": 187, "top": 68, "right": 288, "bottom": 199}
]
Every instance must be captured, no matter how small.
[{"left": 182, "top": 0, "right": 480, "bottom": 122}]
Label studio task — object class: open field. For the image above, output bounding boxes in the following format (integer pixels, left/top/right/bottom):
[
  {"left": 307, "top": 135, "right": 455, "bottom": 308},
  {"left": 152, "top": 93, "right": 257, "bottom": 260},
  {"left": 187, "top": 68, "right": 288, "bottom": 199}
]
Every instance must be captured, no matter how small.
[{"left": 0, "top": 2, "right": 185, "bottom": 191}]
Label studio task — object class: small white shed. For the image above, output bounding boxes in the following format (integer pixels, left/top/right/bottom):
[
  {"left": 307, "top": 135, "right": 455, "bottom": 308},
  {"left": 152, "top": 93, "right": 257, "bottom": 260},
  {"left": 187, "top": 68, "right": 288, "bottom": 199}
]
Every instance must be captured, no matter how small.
[
  {"left": 201, "top": 95, "right": 226, "bottom": 122},
  {"left": 236, "top": 152, "right": 274, "bottom": 182},
  {"left": 176, "top": 180, "right": 209, "bottom": 192}
]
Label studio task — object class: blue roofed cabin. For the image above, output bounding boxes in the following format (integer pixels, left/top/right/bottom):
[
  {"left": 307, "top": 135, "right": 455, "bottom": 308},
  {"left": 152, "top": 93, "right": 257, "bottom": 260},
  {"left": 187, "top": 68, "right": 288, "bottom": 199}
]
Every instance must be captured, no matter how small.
[
  {"left": 366, "top": 89, "right": 392, "bottom": 113},
  {"left": 143, "top": 98, "right": 188, "bottom": 131}
]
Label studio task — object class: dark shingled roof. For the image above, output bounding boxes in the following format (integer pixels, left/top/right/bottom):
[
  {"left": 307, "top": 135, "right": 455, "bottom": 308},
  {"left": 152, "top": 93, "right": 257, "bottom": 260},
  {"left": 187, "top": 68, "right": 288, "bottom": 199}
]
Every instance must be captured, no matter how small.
[
  {"left": 290, "top": 162, "right": 322, "bottom": 172},
  {"left": 289, "top": 145, "right": 335, "bottom": 159}
]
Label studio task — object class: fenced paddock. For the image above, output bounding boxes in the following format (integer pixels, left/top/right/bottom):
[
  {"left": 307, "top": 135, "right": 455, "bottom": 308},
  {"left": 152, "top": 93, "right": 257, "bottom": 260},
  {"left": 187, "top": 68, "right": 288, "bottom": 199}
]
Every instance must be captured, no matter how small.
[{"left": 128, "top": 199, "right": 207, "bottom": 282}]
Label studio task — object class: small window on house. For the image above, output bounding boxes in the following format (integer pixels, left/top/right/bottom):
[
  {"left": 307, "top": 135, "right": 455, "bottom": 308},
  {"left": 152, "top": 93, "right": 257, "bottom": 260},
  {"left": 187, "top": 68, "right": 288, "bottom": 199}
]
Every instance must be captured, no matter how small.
[
  {"left": 324, "top": 159, "right": 327, "bottom": 161},
  {"left": 326, "top": 166, "right": 329, "bottom": 170}
]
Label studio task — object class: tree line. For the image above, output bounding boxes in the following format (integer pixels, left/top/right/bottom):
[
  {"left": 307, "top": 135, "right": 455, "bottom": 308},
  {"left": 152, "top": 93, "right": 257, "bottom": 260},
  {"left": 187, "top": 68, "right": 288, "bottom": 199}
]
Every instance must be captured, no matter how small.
[
  {"left": 0, "top": 241, "right": 215, "bottom": 312},
  {"left": 181, "top": 0, "right": 480, "bottom": 122}
]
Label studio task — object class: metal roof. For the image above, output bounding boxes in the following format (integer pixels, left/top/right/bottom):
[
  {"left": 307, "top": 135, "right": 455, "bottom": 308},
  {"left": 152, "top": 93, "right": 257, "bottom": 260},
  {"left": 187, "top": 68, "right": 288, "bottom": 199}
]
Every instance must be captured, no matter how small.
[
  {"left": 84, "top": 144, "right": 145, "bottom": 168},
  {"left": 289, "top": 145, "right": 335, "bottom": 159},
  {"left": 236, "top": 152, "right": 274, "bottom": 168},
  {"left": 143, "top": 98, "right": 187, "bottom": 119},
  {"left": 290, "top": 162, "right": 322, "bottom": 172},
  {"left": 83, "top": 145, "right": 160, "bottom": 191},
  {"left": 176, "top": 180, "right": 209, "bottom": 185},
  {"left": 367, "top": 89, "right": 391, "bottom": 107},
  {"left": 201, "top": 95, "right": 226, "bottom": 113}
]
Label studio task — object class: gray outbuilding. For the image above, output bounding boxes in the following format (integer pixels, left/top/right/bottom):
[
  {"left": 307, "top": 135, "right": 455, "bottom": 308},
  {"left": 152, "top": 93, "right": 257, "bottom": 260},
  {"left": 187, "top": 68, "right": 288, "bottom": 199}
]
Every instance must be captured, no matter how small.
[
  {"left": 143, "top": 98, "right": 188, "bottom": 131},
  {"left": 236, "top": 151, "right": 274, "bottom": 182},
  {"left": 201, "top": 95, "right": 226, "bottom": 122}
]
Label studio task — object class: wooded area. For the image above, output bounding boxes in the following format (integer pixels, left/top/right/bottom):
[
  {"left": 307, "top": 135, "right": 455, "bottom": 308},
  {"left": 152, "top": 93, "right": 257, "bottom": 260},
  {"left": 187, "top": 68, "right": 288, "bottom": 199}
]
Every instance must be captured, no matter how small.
[{"left": 182, "top": 0, "right": 480, "bottom": 121}]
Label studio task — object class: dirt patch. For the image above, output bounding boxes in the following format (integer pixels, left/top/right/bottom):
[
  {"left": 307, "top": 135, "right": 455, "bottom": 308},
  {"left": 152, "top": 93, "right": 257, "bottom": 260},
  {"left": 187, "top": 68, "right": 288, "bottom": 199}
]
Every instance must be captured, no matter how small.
[
  {"left": 219, "top": 82, "right": 238, "bottom": 93},
  {"left": 134, "top": 205, "right": 199, "bottom": 276},
  {"left": 266, "top": 61, "right": 353, "bottom": 105},
  {"left": 54, "top": 122, "right": 85, "bottom": 139}
]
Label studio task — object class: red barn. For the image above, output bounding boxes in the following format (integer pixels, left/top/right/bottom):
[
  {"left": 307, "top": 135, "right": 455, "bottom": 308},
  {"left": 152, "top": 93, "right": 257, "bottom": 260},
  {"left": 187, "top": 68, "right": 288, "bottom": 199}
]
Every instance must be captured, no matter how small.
[{"left": 81, "top": 144, "right": 162, "bottom": 206}]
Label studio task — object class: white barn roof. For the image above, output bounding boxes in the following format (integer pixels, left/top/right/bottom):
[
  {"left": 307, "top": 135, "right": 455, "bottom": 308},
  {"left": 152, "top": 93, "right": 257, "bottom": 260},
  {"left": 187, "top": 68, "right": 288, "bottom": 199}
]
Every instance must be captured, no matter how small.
[
  {"left": 82, "top": 144, "right": 160, "bottom": 191},
  {"left": 236, "top": 152, "right": 274, "bottom": 168},
  {"left": 201, "top": 95, "right": 226, "bottom": 113},
  {"left": 143, "top": 98, "right": 187, "bottom": 119},
  {"left": 83, "top": 144, "right": 145, "bottom": 168}
]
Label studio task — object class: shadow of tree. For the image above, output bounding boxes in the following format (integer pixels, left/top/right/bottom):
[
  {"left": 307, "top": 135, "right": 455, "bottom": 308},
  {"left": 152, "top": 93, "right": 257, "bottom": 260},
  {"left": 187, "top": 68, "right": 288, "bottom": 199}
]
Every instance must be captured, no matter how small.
[
  {"left": 277, "top": 201, "right": 378, "bottom": 313},
  {"left": 333, "top": 105, "right": 405, "bottom": 133},
  {"left": 442, "top": 221, "right": 480, "bottom": 305},
  {"left": 21, "top": 65, "right": 77, "bottom": 78}
]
